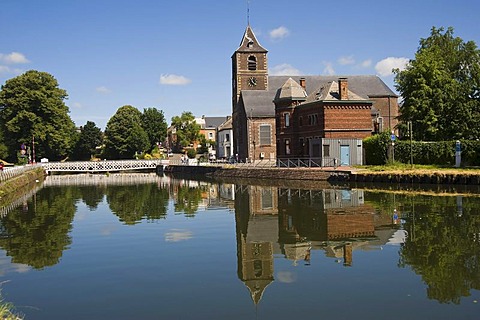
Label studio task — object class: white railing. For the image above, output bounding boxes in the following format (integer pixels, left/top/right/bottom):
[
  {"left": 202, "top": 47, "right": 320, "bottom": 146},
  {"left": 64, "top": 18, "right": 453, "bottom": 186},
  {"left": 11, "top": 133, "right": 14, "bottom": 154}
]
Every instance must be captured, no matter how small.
[
  {"left": 0, "top": 164, "right": 42, "bottom": 183},
  {"left": 41, "top": 159, "right": 169, "bottom": 172}
]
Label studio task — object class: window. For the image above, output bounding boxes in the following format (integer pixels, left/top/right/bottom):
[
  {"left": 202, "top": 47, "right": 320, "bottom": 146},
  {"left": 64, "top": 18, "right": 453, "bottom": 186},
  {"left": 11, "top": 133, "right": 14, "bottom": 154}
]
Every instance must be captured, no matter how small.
[
  {"left": 261, "top": 189, "right": 273, "bottom": 209},
  {"left": 285, "top": 139, "right": 291, "bottom": 155},
  {"left": 284, "top": 113, "right": 290, "bottom": 127},
  {"left": 308, "top": 114, "right": 318, "bottom": 125},
  {"left": 259, "top": 125, "right": 271, "bottom": 145},
  {"left": 248, "top": 55, "right": 257, "bottom": 71},
  {"left": 299, "top": 116, "right": 303, "bottom": 127},
  {"left": 226, "top": 133, "right": 230, "bottom": 142},
  {"left": 323, "top": 144, "right": 330, "bottom": 157},
  {"left": 208, "top": 132, "right": 213, "bottom": 139}
]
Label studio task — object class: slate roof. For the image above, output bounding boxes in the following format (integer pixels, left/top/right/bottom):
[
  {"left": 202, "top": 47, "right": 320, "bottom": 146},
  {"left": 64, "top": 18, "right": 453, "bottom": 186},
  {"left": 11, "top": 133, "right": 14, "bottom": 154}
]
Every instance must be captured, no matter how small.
[
  {"left": 241, "top": 75, "right": 397, "bottom": 117},
  {"left": 305, "top": 80, "right": 367, "bottom": 103},
  {"left": 204, "top": 117, "right": 229, "bottom": 129},
  {"left": 217, "top": 116, "right": 233, "bottom": 131},
  {"left": 274, "top": 77, "right": 307, "bottom": 102}
]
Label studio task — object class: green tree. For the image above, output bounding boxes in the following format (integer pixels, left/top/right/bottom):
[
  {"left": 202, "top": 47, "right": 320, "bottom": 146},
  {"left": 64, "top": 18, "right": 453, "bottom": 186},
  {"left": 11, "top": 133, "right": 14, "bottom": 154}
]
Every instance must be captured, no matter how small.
[
  {"left": 394, "top": 27, "right": 480, "bottom": 141},
  {"left": 71, "top": 121, "right": 103, "bottom": 160},
  {"left": 103, "top": 105, "right": 149, "bottom": 159},
  {"left": 170, "top": 111, "right": 200, "bottom": 151},
  {"left": 141, "top": 107, "right": 167, "bottom": 151},
  {"left": 0, "top": 70, "right": 77, "bottom": 161}
]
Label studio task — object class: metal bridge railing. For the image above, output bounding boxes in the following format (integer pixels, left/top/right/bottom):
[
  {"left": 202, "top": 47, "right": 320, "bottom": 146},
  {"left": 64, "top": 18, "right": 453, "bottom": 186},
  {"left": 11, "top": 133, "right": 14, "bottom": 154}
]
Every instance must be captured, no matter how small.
[{"left": 0, "top": 164, "right": 42, "bottom": 183}]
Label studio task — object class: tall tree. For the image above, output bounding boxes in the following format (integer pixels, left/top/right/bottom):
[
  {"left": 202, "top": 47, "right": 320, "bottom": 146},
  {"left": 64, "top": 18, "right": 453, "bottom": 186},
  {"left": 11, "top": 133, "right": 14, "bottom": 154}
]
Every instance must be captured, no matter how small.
[
  {"left": 394, "top": 27, "right": 480, "bottom": 141},
  {"left": 170, "top": 111, "right": 200, "bottom": 151},
  {"left": 0, "top": 70, "right": 77, "bottom": 161},
  {"left": 141, "top": 107, "right": 167, "bottom": 151},
  {"left": 71, "top": 121, "right": 103, "bottom": 160},
  {"left": 103, "top": 105, "right": 149, "bottom": 159}
]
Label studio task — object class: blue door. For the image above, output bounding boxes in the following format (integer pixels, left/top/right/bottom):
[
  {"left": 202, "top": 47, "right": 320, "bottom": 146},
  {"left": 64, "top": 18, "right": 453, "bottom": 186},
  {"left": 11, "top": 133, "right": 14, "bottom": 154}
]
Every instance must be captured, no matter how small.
[{"left": 340, "top": 145, "right": 350, "bottom": 166}]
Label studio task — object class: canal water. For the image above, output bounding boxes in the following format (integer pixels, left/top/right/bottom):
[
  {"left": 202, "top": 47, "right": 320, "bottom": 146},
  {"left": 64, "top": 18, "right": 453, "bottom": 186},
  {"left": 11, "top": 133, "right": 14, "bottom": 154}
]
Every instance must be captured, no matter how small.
[{"left": 0, "top": 173, "right": 479, "bottom": 319}]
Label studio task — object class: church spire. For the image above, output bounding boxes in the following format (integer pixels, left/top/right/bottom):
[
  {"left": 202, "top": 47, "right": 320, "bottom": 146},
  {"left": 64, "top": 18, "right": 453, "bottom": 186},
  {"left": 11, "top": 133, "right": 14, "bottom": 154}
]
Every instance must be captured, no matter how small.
[{"left": 236, "top": 25, "right": 268, "bottom": 53}]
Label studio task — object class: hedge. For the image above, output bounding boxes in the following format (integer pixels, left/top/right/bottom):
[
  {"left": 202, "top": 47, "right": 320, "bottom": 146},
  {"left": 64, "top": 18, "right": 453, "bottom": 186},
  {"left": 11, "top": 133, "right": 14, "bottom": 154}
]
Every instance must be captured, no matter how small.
[{"left": 363, "top": 134, "right": 480, "bottom": 166}]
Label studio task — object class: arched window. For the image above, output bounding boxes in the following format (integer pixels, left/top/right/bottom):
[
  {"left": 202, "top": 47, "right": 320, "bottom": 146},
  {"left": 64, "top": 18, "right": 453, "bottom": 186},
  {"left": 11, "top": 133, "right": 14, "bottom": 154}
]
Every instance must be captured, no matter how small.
[{"left": 248, "top": 55, "right": 257, "bottom": 71}]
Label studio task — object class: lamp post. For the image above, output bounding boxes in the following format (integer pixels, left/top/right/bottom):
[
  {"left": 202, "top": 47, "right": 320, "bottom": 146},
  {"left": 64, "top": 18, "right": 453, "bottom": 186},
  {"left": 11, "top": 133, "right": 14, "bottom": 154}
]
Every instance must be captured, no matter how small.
[{"left": 32, "top": 135, "right": 36, "bottom": 164}]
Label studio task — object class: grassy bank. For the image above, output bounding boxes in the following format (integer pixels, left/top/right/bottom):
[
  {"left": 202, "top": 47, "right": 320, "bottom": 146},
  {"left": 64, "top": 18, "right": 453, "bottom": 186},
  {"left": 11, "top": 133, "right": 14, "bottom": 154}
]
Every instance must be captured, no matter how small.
[
  {"left": 356, "top": 163, "right": 480, "bottom": 175},
  {"left": 0, "top": 167, "right": 45, "bottom": 205}
]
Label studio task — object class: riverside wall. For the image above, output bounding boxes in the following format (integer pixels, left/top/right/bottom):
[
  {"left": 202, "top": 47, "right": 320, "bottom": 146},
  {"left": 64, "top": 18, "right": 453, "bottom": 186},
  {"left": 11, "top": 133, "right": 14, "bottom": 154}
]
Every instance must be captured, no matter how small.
[{"left": 165, "top": 165, "right": 480, "bottom": 186}]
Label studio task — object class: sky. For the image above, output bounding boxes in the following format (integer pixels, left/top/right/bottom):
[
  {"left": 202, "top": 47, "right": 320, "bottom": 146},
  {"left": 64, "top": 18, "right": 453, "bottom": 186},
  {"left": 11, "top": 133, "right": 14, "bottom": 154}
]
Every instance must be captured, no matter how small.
[{"left": 1, "top": 0, "right": 480, "bottom": 130}]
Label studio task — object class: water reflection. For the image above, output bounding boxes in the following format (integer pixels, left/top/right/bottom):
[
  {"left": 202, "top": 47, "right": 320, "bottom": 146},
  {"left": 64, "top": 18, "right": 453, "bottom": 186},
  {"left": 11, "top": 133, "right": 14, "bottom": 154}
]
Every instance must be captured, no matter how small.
[{"left": 0, "top": 173, "right": 479, "bottom": 310}]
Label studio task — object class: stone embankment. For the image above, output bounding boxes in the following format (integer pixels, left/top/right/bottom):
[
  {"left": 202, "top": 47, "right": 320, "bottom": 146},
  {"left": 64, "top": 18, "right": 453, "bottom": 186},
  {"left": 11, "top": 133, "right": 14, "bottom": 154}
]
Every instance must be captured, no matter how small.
[
  {"left": 165, "top": 165, "right": 480, "bottom": 186},
  {"left": 164, "top": 165, "right": 345, "bottom": 181},
  {"left": 0, "top": 166, "right": 46, "bottom": 206}
]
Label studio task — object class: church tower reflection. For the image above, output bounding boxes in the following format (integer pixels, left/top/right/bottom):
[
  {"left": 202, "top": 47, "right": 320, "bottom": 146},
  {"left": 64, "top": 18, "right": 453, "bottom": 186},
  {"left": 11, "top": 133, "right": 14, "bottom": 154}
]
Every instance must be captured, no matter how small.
[
  {"left": 235, "top": 185, "right": 278, "bottom": 304},
  {"left": 234, "top": 185, "right": 387, "bottom": 305}
]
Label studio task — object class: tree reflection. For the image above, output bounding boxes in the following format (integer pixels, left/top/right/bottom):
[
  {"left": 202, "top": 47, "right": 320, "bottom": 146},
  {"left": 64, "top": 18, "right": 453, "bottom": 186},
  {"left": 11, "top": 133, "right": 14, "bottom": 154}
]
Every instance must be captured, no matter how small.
[
  {"left": 174, "top": 184, "right": 204, "bottom": 216},
  {"left": 398, "top": 195, "right": 480, "bottom": 304},
  {"left": 0, "top": 187, "right": 76, "bottom": 269},
  {"left": 106, "top": 184, "right": 169, "bottom": 224},
  {"left": 77, "top": 185, "right": 106, "bottom": 210}
]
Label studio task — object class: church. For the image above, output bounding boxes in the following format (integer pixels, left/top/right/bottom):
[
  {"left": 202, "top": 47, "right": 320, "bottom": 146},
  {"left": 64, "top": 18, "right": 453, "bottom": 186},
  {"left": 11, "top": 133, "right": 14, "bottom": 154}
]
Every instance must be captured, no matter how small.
[{"left": 232, "top": 25, "right": 399, "bottom": 165}]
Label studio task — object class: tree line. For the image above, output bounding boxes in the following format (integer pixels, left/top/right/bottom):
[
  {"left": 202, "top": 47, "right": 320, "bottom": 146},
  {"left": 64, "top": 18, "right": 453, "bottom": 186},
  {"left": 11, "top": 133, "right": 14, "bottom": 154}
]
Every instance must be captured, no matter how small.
[{"left": 0, "top": 70, "right": 203, "bottom": 162}]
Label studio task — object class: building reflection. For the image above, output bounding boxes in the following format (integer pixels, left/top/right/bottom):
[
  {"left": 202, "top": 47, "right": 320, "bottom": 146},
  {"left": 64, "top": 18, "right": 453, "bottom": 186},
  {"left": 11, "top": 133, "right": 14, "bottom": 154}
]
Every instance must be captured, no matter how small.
[{"left": 234, "top": 185, "right": 397, "bottom": 304}]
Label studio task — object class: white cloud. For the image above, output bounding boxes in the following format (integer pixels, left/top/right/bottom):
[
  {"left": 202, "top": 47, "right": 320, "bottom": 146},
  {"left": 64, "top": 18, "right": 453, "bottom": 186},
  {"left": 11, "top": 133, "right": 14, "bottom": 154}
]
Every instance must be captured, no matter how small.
[
  {"left": 322, "top": 62, "right": 335, "bottom": 75},
  {"left": 165, "top": 229, "right": 193, "bottom": 242},
  {"left": 375, "top": 57, "right": 409, "bottom": 77},
  {"left": 96, "top": 86, "right": 111, "bottom": 94},
  {"left": 159, "top": 74, "right": 191, "bottom": 85},
  {"left": 72, "top": 102, "right": 83, "bottom": 109},
  {"left": 360, "top": 59, "right": 372, "bottom": 68},
  {"left": 269, "top": 26, "right": 290, "bottom": 41},
  {"left": 338, "top": 55, "right": 355, "bottom": 65},
  {"left": 269, "top": 63, "right": 302, "bottom": 76},
  {"left": 0, "top": 52, "right": 30, "bottom": 64},
  {"left": 277, "top": 271, "right": 297, "bottom": 283},
  {"left": 0, "top": 66, "right": 11, "bottom": 75}
]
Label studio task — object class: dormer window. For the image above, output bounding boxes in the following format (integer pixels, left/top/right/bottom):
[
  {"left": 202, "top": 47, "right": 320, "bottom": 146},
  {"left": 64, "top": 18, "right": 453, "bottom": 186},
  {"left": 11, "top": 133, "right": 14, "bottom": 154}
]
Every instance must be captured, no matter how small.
[{"left": 248, "top": 55, "right": 257, "bottom": 71}]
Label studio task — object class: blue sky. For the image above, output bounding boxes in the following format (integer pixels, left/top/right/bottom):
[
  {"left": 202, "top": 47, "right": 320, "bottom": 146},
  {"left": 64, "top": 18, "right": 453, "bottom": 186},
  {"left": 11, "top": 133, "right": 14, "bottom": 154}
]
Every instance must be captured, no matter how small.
[{"left": 1, "top": 0, "right": 479, "bottom": 129}]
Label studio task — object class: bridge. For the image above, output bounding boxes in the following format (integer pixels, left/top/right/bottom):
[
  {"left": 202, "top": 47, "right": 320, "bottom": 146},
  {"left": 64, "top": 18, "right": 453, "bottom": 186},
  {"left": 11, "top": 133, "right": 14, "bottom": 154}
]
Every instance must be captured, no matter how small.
[{"left": 41, "top": 159, "right": 169, "bottom": 173}]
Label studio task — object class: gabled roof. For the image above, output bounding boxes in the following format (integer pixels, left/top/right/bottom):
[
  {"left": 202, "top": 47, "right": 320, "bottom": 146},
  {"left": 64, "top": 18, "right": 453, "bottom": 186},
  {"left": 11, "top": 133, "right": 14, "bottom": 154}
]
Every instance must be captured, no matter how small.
[
  {"left": 234, "top": 25, "right": 268, "bottom": 54},
  {"left": 204, "top": 116, "right": 228, "bottom": 129},
  {"left": 217, "top": 116, "right": 233, "bottom": 131},
  {"left": 269, "top": 75, "right": 397, "bottom": 98},
  {"left": 274, "top": 77, "right": 307, "bottom": 102},
  {"left": 305, "top": 80, "right": 367, "bottom": 103},
  {"left": 241, "top": 75, "right": 396, "bottom": 117}
]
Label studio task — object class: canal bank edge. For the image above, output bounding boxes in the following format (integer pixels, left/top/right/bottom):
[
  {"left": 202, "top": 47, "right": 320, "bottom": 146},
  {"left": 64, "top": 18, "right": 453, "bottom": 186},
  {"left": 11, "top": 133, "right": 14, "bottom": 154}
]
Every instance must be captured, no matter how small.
[
  {"left": 0, "top": 167, "right": 46, "bottom": 206},
  {"left": 165, "top": 165, "right": 480, "bottom": 186}
]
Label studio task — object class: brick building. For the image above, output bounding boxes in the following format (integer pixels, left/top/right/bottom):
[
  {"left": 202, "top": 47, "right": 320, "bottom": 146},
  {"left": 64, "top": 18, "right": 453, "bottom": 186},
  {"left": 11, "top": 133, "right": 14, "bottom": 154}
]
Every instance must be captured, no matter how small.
[{"left": 232, "top": 25, "right": 398, "bottom": 164}]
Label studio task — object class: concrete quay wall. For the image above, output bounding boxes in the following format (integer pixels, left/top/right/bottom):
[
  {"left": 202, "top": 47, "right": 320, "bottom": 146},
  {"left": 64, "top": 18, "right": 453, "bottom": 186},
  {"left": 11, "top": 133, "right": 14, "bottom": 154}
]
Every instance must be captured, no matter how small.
[
  {"left": 165, "top": 165, "right": 342, "bottom": 181},
  {"left": 166, "top": 165, "right": 480, "bottom": 186}
]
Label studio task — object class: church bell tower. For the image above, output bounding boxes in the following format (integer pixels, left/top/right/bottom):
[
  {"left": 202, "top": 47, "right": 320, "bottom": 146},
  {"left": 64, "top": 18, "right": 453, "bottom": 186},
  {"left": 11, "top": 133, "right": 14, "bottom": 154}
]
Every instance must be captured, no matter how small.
[{"left": 231, "top": 25, "right": 268, "bottom": 111}]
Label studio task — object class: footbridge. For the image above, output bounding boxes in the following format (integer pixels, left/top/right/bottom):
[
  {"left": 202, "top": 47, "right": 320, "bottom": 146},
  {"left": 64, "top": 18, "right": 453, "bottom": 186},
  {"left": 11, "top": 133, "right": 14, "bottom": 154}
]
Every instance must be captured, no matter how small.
[{"left": 41, "top": 159, "right": 169, "bottom": 173}]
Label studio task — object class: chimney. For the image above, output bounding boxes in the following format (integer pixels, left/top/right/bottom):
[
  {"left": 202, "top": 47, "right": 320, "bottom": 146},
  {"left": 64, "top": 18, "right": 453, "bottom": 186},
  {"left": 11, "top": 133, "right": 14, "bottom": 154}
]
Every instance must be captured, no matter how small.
[
  {"left": 299, "top": 77, "right": 306, "bottom": 90},
  {"left": 338, "top": 78, "right": 348, "bottom": 100}
]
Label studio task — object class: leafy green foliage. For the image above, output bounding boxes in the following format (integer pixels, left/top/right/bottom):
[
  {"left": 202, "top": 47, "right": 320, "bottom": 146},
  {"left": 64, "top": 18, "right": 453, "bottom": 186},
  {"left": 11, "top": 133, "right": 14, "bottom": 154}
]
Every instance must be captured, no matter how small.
[
  {"left": 0, "top": 70, "right": 77, "bottom": 161},
  {"left": 141, "top": 107, "right": 167, "bottom": 151},
  {"left": 363, "top": 132, "right": 390, "bottom": 165},
  {"left": 395, "top": 27, "right": 480, "bottom": 140},
  {"left": 103, "top": 105, "right": 149, "bottom": 159},
  {"left": 71, "top": 121, "right": 103, "bottom": 160},
  {"left": 170, "top": 111, "right": 200, "bottom": 151}
]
